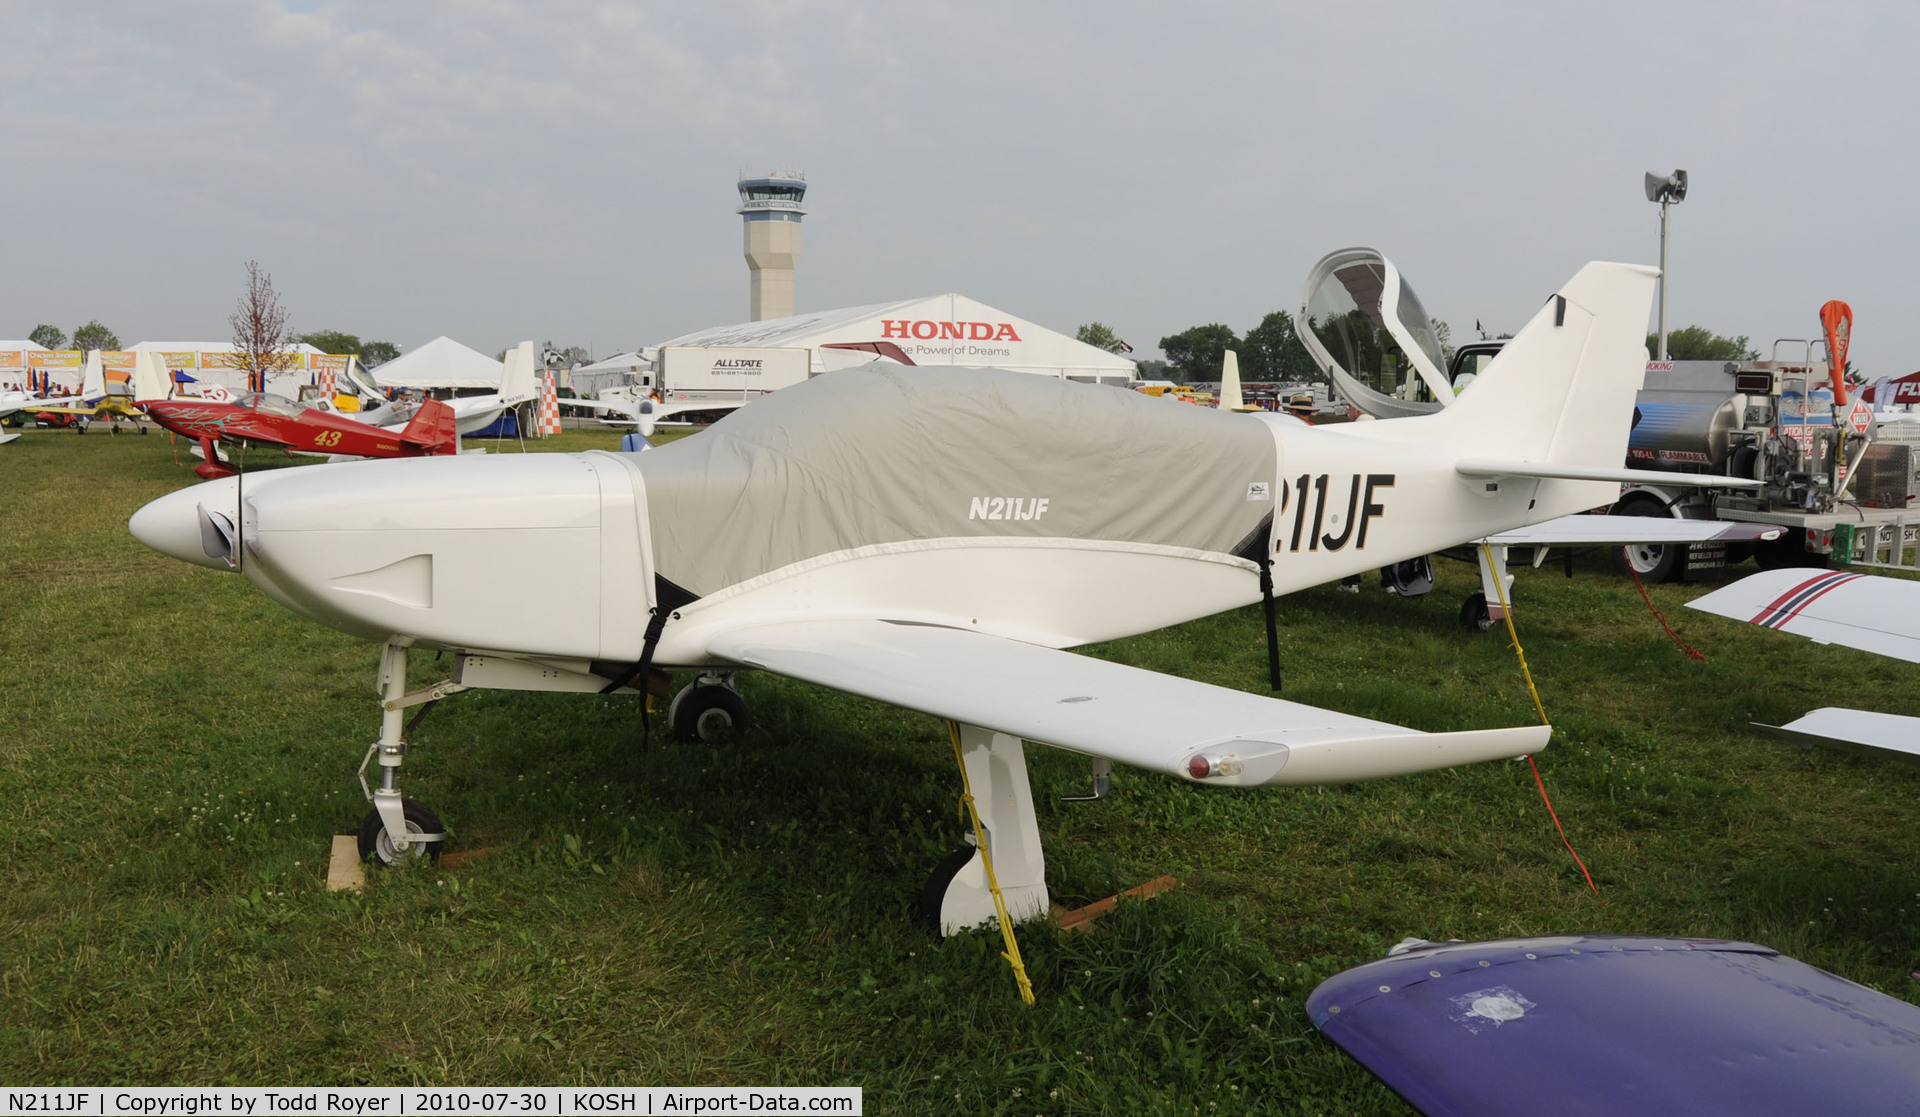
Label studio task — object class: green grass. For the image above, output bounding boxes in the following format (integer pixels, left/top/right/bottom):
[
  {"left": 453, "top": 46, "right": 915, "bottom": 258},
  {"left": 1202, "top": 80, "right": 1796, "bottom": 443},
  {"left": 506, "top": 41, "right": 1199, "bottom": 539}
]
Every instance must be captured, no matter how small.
[{"left": 2, "top": 425, "right": 1916, "bottom": 1111}]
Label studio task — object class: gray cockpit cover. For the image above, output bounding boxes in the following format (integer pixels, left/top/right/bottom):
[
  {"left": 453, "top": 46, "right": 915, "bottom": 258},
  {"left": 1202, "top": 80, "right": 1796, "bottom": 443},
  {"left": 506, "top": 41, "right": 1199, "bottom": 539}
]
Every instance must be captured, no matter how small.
[{"left": 631, "top": 366, "right": 1279, "bottom": 598}]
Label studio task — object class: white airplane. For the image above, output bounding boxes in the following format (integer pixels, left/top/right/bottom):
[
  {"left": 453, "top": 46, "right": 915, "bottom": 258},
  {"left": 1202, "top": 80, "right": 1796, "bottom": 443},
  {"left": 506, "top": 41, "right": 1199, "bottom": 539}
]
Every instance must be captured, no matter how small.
[
  {"left": 1687, "top": 568, "right": 1920, "bottom": 765},
  {"left": 0, "top": 385, "right": 61, "bottom": 444},
  {"left": 131, "top": 261, "right": 1695, "bottom": 934},
  {"left": 346, "top": 343, "right": 542, "bottom": 437}
]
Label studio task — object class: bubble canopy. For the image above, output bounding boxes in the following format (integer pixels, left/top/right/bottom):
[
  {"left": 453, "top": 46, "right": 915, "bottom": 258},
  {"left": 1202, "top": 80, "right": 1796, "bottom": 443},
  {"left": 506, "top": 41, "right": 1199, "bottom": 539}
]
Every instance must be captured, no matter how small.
[{"left": 1293, "top": 247, "right": 1453, "bottom": 420}]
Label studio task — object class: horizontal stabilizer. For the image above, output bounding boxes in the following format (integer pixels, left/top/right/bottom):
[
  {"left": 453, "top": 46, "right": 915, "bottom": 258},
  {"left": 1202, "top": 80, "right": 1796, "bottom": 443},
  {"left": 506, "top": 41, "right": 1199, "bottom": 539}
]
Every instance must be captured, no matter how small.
[
  {"left": 1755, "top": 708, "right": 1920, "bottom": 767},
  {"left": 1688, "top": 569, "right": 1920, "bottom": 663},
  {"left": 1484, "top": 514, "right": 1782, "bottom": 546},
  {"left": 1457, "top": 459, "right": 1764, "bottom": 489},
  {"left": 705, "top": 619, "right": 1544, "bottom": 786}
]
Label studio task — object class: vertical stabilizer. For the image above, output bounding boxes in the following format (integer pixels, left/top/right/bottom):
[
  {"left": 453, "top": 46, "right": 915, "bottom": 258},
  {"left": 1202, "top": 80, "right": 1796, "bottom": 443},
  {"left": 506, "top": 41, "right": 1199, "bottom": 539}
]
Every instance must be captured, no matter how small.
[
  {"left": 1219, "top": 349, "right": 1245, "bottom": 411},
  {"left": 500, "top": 341, "right": 537, "bottom": 405},
  {"left": 132, "top": 352, "right": 171, "bottom": 403},
  {"left": 1432, "top": 262, "right": 1657, "bottom": 465},
  {"left": 398, "top": 398, "right": 460, "bottom": 456},
  {"left": 80, "top": 350, "right": 106, "bottom": 401}
]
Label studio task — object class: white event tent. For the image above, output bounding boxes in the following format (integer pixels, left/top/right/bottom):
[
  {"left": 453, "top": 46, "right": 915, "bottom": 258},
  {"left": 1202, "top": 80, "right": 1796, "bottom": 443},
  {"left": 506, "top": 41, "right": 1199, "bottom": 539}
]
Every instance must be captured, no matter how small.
[
  {"left": 0, "top": 340, "right": 53, "bottom": 390},
  {"left": 370, "top": 336, "right": 504, "bottom": 392},
  {"left": 655, "top": 294, "right": 1137, "bottom": 386}
]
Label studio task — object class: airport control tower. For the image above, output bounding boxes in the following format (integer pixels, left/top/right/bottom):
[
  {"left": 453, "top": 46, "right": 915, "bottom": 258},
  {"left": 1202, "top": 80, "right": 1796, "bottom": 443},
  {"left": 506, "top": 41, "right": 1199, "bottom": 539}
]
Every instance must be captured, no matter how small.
[{"left": 738, "top": 172, "right": 807, "bottom": 320}]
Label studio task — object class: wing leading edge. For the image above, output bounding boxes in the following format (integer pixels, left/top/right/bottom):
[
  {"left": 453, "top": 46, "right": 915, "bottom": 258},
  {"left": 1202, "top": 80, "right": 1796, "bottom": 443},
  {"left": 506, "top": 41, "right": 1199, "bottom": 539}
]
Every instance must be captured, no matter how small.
[{"left": 704, "top": 620, "right": 1544, "bottom": 786}]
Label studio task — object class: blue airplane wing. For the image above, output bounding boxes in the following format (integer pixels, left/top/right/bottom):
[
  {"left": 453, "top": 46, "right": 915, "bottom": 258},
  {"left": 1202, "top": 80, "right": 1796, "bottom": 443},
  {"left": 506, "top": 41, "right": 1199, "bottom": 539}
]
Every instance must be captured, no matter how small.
[{"left": 1308, "top": 935, "right": 1920, "bottom": 1117}]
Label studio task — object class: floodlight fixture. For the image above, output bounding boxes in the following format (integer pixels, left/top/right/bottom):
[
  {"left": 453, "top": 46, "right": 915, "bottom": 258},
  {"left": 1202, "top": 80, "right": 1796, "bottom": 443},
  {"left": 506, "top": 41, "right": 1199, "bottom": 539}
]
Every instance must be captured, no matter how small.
[{"left": 1645, "top": 168, "right": 1688, "bottom": 359}]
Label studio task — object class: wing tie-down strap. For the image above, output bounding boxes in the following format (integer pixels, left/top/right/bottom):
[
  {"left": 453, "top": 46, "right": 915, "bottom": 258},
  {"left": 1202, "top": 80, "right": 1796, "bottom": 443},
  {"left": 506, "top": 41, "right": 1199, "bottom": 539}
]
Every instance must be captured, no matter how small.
[
  {"left": 1233, "top": 513, "right": 1282, "bottom": 692},
  {"left": 599, "top": 574, "right": 700, "bottom": 696}
]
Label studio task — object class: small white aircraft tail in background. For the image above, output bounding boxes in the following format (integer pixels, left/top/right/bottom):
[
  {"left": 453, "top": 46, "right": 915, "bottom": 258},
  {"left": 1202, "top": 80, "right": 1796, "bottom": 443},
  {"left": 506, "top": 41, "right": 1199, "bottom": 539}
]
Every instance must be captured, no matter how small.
[
  {"left": 498, "top": 341, "right": 538, "bottom": 407},
  {"left": 131, "top": 352, "right": 172, "bottom": 404}
]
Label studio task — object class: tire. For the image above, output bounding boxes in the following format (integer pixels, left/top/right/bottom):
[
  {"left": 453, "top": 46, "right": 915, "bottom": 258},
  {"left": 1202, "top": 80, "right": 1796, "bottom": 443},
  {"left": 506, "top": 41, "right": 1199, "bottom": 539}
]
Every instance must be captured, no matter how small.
[
  {"left": 1611, "top": 499, "right": 1684, "bottom": 582},
  {"left": 357, "top": 798, "right": 446, "bottom": 866},
  {"left": 918, "top": 845, "right": 977, "bottom": 933},
  {"left": 669, "top": 683, "right": 750, "bottom": 743},
  {"left": 1458, "top": 591, "right": 1494, "bottom": 631}
]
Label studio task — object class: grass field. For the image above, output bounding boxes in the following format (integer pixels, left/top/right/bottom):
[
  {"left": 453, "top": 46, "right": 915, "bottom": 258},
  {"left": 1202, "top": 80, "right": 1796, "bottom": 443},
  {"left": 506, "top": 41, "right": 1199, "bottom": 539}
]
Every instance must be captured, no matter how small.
[{"left": 3, "top": 423, "right": 1916, "bottom": 1112}]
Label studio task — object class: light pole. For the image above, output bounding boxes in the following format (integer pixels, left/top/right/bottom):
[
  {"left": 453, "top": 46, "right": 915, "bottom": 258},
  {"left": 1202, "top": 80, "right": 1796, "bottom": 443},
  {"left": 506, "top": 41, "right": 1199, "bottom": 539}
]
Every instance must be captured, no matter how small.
[{"left": 1644, "top": 169, "right": 1688, "bottom": 360}]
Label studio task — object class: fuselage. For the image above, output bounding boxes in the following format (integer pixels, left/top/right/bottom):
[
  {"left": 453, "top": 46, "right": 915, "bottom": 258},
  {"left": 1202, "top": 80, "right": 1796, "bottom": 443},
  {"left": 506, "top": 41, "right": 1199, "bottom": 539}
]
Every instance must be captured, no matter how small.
[{"left": 128, "top": 415, "right": 1599, "bottom": 672}]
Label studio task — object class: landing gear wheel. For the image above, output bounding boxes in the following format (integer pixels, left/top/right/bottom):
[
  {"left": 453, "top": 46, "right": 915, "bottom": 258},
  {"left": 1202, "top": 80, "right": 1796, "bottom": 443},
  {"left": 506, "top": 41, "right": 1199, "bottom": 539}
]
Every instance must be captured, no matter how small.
[
  {"left": 357, "top": 798, "right": 445, "bottom": 866},
  {"left": 919, "top": 845, "right": 977, "bottom": 932},
  {"left": 1459, "top": 591, "right": 1494, "bottom": 631},
  {"left": 1611, "top": 500, "right": 1683, "bottom": 582},
  {"left": 669, "top": 683, "right": 750, "bottom": 743}
]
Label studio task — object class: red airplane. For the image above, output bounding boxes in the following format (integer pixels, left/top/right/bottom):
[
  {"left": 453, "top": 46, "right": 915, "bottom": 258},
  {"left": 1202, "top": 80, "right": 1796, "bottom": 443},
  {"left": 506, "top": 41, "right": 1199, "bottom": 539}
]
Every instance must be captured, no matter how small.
[{"left": 132, "top": 352, "right": 458, "bottom": 480}]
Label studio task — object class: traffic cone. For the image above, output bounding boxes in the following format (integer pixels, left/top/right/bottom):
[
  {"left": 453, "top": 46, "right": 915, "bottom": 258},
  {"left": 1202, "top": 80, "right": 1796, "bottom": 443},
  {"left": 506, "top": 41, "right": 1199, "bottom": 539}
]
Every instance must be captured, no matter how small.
[{"left": 537, "top": 370, "right": 562, "bottom": 436}]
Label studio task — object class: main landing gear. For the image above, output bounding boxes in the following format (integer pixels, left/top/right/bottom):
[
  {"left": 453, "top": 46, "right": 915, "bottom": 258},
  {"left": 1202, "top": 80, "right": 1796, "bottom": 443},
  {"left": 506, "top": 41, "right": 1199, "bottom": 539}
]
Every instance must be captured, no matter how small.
[
  {"left": 920, "top": 725, "right": 1050, "bottom": 937},
  {"left": 356, "top": 640, "right": 458, "bottom": 865},
  {"left": 669, "top": 672, "right": 750, "bottom": 743}
]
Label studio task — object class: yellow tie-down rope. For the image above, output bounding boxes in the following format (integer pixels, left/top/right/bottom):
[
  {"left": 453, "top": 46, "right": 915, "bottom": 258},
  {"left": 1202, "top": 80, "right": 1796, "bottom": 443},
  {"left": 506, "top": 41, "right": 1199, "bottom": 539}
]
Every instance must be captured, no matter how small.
[
  {"left": 946, "top": 720, "right": 1036, "bottom": 1006},
  {"left": 1480, "top": 543, "right": 1548, "bottom": 725}
]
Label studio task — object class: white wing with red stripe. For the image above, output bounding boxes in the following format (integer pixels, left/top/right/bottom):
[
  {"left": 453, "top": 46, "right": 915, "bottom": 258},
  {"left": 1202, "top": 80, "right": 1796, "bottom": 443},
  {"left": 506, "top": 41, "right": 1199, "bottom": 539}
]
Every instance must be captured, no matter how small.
[{"left": 1686, "top": 570, "right": 1920, "bottom": 663}]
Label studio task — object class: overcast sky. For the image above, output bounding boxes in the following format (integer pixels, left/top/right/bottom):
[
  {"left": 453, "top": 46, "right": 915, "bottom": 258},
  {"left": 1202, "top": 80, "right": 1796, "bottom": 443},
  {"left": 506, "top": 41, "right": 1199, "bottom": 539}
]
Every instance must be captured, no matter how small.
[{"left": 5, "top": 1, "right": 1917, "bottom": 370}]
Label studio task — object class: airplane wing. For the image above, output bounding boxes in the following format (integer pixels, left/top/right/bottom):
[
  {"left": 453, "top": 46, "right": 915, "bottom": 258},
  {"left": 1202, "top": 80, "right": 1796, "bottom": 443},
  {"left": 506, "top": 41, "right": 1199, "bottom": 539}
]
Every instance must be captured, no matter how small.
[
  {"left": 1483, "top": 514, "right": 1782, "bottom": 547},
  {"left": 1686, "top": 569, "right": 1920, "bottom": 663},
  {"left": 1307, "top": 935, "right": 1920, "bottom": 1117},
  {"left": 1755, "top": 708, "right": 1920, "bottom": 766},
  {"left": 1688, "top": 570, "right": 1920, "bottom": 762},
  {"left": 704, "top": 620, "right": 1544, "bottom": 786}
]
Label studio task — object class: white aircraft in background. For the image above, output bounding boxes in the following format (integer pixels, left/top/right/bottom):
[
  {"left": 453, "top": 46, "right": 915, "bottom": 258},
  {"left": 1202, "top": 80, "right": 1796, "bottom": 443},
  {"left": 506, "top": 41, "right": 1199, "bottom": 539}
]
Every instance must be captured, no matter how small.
[
  {"left": 134, "top": 261, "right": 1690, "bottom": 934},
  {"left": 347, "top": 343, "right": 541, "bottom": 437},
  {"left": 0, "top": 384, "right": 62, "bottom": 443},
  {"left": 1688, "top": 569, "right": 1920, "bottom": 764}
]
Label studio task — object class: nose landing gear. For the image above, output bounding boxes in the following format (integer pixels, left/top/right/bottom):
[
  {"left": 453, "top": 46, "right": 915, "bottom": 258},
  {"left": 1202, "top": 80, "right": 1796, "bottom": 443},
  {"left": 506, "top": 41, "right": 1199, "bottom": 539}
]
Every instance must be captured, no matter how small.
[{"left": 356, "top": 640, "right": 455, "bottom": 865}]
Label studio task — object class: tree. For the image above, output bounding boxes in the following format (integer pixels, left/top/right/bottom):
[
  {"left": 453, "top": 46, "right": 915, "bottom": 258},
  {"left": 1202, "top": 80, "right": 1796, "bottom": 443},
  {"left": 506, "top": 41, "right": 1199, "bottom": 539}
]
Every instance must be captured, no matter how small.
[
  {"left": 1240, "top": 311, "right": 1320, "bottom": 384},
  {"left": 294, "top": 330, "right": 401, "bottom": 367},
  {"left": 296, "top": 330, "right": 363, "bottom": 356},
  {"left": 72, "top": 320, "right": 121, "bottom": 351},
  {"left": 361, "top": 340, "right": 401, "bottom": 367},
  {"left": 1075, "top": 322, "right": 1130, "bottom": 354},
  {"left": 1158, "top": 323, "right": 1238, "bottom": 383},
  {"left": 229, "top": 260, "right": 290, "bottom": 380},
  {"left": 1647, "top": 326, "right": 1756, "bottom": 362},
  {"left": 1133, "top": 359, "right": 1171, "bottom": 381},
  {"left": 28, "top": 324, "right": 66, "bottom": 349}
]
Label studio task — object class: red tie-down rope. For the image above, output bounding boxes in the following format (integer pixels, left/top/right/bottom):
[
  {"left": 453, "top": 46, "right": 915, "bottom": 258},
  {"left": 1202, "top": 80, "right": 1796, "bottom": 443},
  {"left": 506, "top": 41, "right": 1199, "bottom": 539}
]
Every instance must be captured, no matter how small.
[{"left": 1627, "top": 561, "right": 1706, "bottom": 661}]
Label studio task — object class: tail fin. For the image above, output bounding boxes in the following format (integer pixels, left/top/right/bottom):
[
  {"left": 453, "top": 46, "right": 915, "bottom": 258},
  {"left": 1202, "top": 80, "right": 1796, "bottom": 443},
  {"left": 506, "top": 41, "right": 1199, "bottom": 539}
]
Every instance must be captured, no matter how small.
[
  {"left": 399, "top": 398, "right": 459, "bottom": 455},
  {"left": 132, "top": 352, "right": 171, "bottom": 403},
  {"left": 1219, "top": 349, "right": 1245, "bottom": 411},
  {"left": 499, "top": 341, "right": 537, "bottom": 405},
  {"left": 1431, "top": 262, "right": 1657, "bottom": 462},
  {"left": 80, "top": 350, "right": 106, "bottom": 400}
]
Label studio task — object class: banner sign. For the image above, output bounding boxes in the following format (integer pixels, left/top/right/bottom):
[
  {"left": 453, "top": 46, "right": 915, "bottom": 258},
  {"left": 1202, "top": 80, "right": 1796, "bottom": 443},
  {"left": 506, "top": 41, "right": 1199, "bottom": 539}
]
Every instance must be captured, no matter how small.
[{"left": 29, "top": 350, "right": 83, "bottom": 368}]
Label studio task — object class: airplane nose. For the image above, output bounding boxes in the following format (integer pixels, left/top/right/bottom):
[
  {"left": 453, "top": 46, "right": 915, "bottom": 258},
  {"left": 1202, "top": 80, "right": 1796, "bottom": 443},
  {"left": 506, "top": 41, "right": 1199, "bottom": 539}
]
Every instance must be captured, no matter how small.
[{"left": 129, "top": 478, "right": 241, "bottom": 571}]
